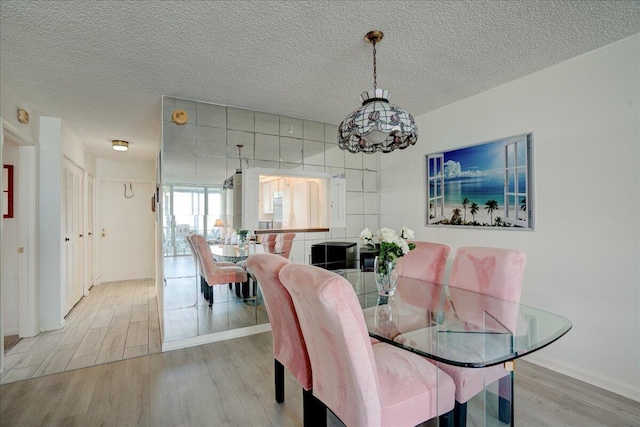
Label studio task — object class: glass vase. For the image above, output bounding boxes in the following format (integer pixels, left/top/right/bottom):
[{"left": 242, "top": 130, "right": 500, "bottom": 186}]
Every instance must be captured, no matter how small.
[{"left": 374, "top": 256, "right": 398, "bottom": 296}]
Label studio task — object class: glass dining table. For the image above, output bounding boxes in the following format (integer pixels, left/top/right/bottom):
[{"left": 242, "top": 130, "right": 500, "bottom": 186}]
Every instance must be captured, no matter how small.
[
  {"left": 208, "top": 242, "right": 265, "bottom": 262},
  {"left": 340, "top": 270, "right": 572, "bottom": 427}
]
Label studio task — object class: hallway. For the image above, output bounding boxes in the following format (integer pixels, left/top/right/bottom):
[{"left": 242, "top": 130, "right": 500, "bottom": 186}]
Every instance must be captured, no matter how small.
[{"left": 1, "top": 279, "right": 160, "bottom": 384}]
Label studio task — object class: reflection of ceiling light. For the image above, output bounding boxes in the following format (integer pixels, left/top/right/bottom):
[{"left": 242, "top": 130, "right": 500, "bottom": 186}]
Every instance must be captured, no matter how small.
[
  {"left": 112, "top": 140, "right": 129, "bottom": 151},
  {"left": 339, "top": 30, "right": 418, "bottom": 154}
]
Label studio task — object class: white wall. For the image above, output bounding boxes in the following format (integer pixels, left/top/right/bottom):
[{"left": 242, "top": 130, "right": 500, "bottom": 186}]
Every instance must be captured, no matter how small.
[
  {"left": 62, "top": 121, "right": 96, "bottom": 175},
  {"left": 95, "top": 157, "right": 155, "bottom": 283},
  {"left": 1, "top": 141, "right": 19, "bottom": 335},
  {"left": 38, "top": 117, "right": 64, "bottom": 330},
  {"left": 379, "top": 35, "right": 640, "bottom": 400},
  {"left": 96, "top": 158, "right": 154, "bottom": 181}
]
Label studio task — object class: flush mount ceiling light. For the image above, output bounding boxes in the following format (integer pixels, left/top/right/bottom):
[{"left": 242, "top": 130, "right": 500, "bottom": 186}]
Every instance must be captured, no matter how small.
[
  {"left": 338, "top": 30, "right": 418, "bottom": 154},
  {"left": 112, "top": 140, "right": 129, "bottom": 151}
]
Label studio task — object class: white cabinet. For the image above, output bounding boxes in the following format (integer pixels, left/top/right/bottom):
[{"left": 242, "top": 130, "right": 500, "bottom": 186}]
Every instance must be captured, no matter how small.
[{"left": 330, "top": 177, "right": 346, "bottom": 228}]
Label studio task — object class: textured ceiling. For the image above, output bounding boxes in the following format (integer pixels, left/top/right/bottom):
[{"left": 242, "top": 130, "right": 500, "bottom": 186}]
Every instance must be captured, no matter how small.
[{"left": 1, "top": 1, "right": 639, "bottom": 161}]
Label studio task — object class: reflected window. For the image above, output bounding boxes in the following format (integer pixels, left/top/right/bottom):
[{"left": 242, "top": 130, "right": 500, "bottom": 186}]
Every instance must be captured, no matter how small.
[{"left": 163, "top": 185, "right": 222, "bottom": 256}]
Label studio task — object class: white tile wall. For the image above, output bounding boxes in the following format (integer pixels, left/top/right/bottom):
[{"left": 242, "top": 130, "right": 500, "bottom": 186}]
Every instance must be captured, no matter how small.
[
  {"left": 196, "top": 126, "right": 226, "bottom": 157},
  {"left": 196, "top": 156, "right": 227, "bottom": 185},
  {"left": 255, "top": 112, "right": 280, "bottom": 135},
  {"left": 228, "top": 107, "right": 255, "bottom": 132},
  {"left": 255, "top": 134, "right": 280, "bottom": 161},
  {"left": 196, "top": 102, "right": 226, "bottom": 128},
  {"left": 303, "top": 140, "right": 325, "bottom": 165},
  {"left": 303, "top": 120, "right": 325, "bottom": 142},
  {"left": 280, "top": 137, "right": 303, "bottom": 163},
  {"left": 280, "top": 116, "right": 303, "bottom": 139},
  {"left": 163, "top": 152, "right": 197, "bottom": 183},
  {"left": 163, "top": 123, "right": 196, "bottom": 154}
]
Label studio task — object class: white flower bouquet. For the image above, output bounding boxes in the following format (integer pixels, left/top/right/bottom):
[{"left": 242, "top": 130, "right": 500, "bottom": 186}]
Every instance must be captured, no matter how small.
[{"left": 360, "top": 226, "right": 416, "bottom": 260}]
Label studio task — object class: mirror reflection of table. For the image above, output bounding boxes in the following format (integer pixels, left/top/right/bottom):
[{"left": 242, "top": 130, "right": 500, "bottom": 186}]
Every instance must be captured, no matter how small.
[{"left": 358, "top": 274, "right": 572, "bottom": 427}]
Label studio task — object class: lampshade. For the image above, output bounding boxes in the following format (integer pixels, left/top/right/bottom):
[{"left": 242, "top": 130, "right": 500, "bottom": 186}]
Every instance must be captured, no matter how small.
[
  {"left": 338, "top": 31, "right": 417, "bottom": 154},
  {"left": 112, "top": 140, "right": 129, "bottom": 151},
  {"left": 214, "top": 218, "right": 224, "bottom": 227}
]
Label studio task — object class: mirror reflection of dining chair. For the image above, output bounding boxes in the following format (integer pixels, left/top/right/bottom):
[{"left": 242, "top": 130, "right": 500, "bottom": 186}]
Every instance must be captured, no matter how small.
[
  {"left": 277, "top": 232, "right": 296, "bottom": 260},
  {"left": 280, "top": 263, "right": 456, "bottom": 427},
  {"left": 436, "top": 246, "right": 526, "bottom": 427},
  {"left": 264, "top": 233, "right": 277, "bottom": 254},
  {"left": 191, "top": 233, "right": 247, "bottom": 306},
  {"left": 245, "top": 253, "right": 326, "bottom": 426}
]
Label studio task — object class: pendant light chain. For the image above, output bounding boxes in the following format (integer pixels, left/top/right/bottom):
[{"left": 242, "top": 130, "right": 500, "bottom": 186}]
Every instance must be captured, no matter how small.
[{"left": 372, "top": 41, "right": 377, "bottom": 90}]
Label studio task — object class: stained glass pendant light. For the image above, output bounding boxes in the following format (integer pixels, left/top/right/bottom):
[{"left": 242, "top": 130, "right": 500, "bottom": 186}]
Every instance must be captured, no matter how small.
[{"left": 338, "top": 31, "right": 418, "bottom": 153}]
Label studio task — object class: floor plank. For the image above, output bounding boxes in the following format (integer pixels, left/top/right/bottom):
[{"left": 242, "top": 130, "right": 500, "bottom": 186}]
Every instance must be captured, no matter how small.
[{"left": 1, "top": 333, "right": 638, "bottom": 427}]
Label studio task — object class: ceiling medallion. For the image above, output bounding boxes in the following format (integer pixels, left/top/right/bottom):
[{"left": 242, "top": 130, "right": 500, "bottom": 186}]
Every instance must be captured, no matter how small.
[{"left": 338, "top": 30, "right": 418, "bottom": 154}]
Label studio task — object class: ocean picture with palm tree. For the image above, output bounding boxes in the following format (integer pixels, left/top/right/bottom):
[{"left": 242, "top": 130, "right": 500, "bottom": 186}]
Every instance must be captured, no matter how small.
[{"left": 427, "top": 134, "right": 532, "bottom": 228}]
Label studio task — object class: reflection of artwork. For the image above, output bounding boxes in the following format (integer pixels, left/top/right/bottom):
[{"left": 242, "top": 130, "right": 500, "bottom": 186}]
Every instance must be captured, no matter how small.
[{"left": 426, "top": 133, "right": 533, "bottom": 230}]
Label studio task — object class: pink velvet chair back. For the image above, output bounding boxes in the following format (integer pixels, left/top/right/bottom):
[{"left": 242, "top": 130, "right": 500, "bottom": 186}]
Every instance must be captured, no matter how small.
[
  {"left": 395, "top": 241, "right": 450, "bottom": 283},
  {"left": 187, "top": 233, "right": 204, "bottom": 273},
  {"left": 279, "top": 263, "right": 382, "bottom": 426},
  {"left": 449, "top": 246, "right": 526, "bottom": 303},
  {"left": 245, "top": 253, "right": 312, "bottom": 390}
]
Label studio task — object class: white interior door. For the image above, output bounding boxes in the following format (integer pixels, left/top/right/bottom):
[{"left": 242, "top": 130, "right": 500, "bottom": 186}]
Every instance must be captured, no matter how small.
[
  {"left": 63, "top": 159, "right": 84, "bottom": 315},
  {"left": 97, "top": 180, "right": 155, "bottom": 283}
]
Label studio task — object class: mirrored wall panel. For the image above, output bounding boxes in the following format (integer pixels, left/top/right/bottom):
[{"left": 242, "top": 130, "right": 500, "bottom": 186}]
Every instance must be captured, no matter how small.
[{"left": 161, "top": 97, "right": 379, "bottom": 342}]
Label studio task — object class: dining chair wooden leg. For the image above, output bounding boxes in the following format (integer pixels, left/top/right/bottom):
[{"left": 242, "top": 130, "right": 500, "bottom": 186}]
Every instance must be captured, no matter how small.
[
  {"left": 454, "top": 401, "right": 467, "bottom": 427},
  {"left": 302, "top": 388, "right": 327, "bottom": 427},
  {"left": 275, "top": 359, "right": 285, "bottom": 403}
]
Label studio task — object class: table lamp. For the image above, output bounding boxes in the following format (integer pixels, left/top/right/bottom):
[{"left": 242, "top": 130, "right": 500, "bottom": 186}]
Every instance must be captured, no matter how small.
[{"left": 213, "top": 218, "right": 224, "bottom": 241}]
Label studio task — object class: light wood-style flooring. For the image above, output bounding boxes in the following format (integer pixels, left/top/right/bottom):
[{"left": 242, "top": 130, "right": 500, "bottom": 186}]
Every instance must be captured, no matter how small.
[
  {"left": 1, "top": 331, "right": 638, "bottom": 427},
  {"left": 1, "top": 279, "right": 160, "bottom": 385}
]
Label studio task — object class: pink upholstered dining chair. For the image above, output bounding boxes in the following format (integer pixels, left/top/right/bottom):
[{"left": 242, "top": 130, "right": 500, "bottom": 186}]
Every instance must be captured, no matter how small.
[
  {"left": 279, "top": 262, "right": 456, "bottom": 427},
  {"left": 245, "top": 253, "right": 325, "bottom": 426},
  {"left": 395, "top": 241, "right": 450, "bottom": 283},
  {"left": 190, "top": 233, "right": 247, "bottom": 306},
  {"left": 437, "top": 246, "right": 526, "bottom": 427}
]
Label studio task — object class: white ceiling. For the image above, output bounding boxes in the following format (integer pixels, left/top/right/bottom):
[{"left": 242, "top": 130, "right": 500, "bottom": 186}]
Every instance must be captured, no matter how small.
[{"left": 1, "top": 1, "right": 639, "bottom": 161}]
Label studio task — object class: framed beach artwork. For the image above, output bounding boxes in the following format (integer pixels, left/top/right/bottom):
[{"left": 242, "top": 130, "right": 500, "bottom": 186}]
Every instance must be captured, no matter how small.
[{"left": 426, "top": 133, "right": 534, "bottom": 230}]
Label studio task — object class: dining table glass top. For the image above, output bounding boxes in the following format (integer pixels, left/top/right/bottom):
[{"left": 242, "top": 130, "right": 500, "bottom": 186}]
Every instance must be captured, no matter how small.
[
  {"left": 209, "top": 242, "right": 265, "bottom": 262},
  {"left": 353, "top": 273, "right": 572, "bottom": 368}
]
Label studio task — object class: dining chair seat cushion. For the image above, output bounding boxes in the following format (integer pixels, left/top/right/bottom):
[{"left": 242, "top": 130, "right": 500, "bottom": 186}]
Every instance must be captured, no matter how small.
[
  {"left": 374, "top": 343, "right": 456, "bottom": 426},
  {"left": 435, "top": 363, "right": 508, "bottom": 404}
]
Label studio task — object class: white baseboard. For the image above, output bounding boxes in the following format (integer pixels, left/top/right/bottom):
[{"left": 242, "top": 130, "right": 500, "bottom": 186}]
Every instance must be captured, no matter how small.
[
  {"left": 2, "top": 328, "right": 19, "bottom": 337},
  {"left": 524, "top": 354, "right": 640, "bottom": 402},
  {"left": 161, "top": 323, "right": 272, "bottom": 352}
]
